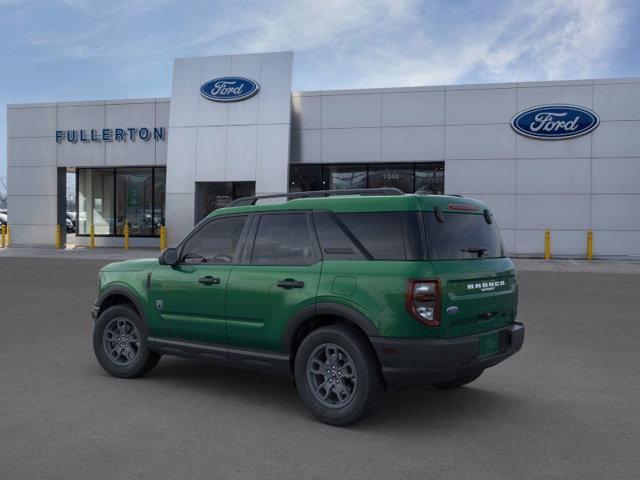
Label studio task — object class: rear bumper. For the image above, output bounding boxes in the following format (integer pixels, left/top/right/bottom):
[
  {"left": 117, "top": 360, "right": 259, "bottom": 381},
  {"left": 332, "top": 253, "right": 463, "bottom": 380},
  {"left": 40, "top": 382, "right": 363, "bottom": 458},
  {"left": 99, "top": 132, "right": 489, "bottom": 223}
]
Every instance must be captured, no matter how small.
[{"left": 370, "top": 323, "right": 524, "bottom": 390}]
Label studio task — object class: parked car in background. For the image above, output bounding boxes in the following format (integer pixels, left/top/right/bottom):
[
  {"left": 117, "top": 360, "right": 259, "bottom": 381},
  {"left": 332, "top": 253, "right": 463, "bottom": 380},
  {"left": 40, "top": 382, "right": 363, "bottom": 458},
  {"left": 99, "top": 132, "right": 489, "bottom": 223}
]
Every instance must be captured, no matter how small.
[
  {"left": 0, "top": 211, "right": 7, "bottom": 226},
  {"left": 91, "top": 189, "right": 524, "bottom": 426}
]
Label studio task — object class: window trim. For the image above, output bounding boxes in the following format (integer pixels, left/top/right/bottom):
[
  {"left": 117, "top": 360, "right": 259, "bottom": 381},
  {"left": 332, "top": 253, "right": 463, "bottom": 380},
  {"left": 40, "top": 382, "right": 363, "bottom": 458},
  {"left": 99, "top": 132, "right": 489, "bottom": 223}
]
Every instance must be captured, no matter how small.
[
  {"left": 241, "top": 211, "right": 321, "bottom": 267},
  {"left": 176, "top": 213, "right": 252, "bottom": 266}
]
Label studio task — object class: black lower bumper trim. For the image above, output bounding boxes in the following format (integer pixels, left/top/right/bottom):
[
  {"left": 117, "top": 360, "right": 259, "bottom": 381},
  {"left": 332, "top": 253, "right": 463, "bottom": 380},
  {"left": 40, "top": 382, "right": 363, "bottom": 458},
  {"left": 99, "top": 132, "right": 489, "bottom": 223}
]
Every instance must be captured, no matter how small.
[{"left": 371, "top": 323, "right": 524, "bottom": 390}]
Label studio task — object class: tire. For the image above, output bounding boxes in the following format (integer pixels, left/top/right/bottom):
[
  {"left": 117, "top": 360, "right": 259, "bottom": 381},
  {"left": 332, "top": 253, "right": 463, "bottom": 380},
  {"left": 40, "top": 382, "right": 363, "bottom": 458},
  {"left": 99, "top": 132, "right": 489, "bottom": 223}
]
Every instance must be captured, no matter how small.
[
  {"left": 435, "top": 370, "right": 483, "bottom": 389},
  {"left": 294, "top": 325, "right": 385, "bottom": 426},
  {"left": 93, "top": 304, "right": 160, "bottom": 378}
]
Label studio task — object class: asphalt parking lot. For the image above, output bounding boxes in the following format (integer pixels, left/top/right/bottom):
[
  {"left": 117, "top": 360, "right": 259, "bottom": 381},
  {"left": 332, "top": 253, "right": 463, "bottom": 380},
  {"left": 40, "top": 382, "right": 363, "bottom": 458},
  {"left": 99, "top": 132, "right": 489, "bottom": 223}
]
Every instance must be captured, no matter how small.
[{"left": 1, "top": 257, "right": 639, "bottom": 479}]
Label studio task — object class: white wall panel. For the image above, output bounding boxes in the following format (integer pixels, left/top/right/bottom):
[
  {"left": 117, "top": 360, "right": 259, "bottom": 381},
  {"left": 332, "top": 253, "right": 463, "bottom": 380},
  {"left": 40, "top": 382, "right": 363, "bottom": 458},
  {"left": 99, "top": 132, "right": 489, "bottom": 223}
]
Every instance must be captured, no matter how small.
[
  {"left": 197, "top": 55, "right": 231, "bottom": 127},
  {"left": 7, "top": 195, "right": 57, "bottom": 225},
  {"left": 258, "top": 51, "right": 294, "bottom": 125},
  {"left": 516, "top": 85, "right": 592, "bottom": 111},
  {"left": 106, "top": 139, "right": 155, "bottom": 166},
  {"left": 7, "top": 166, "right": 58, "bottom": 196},
  {"left": 227, "top": 54, "right": 261, "bottom": 126},
  {"left": 256, "top": 124, "right": 289, "bottom": 194},
  {"left": 592, "top": 121, "right": 640, "bottom": 157},
  {"left": 516, "top": 229, "right": 586, "bottom": 256},
  {"left": 169, "top": 57, "right": 202, "bottom": 127},
  {"left": 58, "top": 104, "right": 105, "bottom": 132},
  {"left": 591, "top": 195, "right": 640, "bottom": 230},
  {"left": 499, "top": 229, "right": 516, "bottom": 255},
  {"left": 8, "top": 137, "right": 57, "bottom": 167},
  {"left": 290, "top": 129, "right": 321, "bottom": 164},
  {"left": 165, "top": 193, "right": 195, "bottom": 246},
  {"left": 5, "top": 224, "right": 56, "bottom": 246},
  {"left": 322, "top": 94, "right": 381, "bottom": 128},
  {"left": 445, "top": 124, "right": 515, "bottom": 159},
  {"left": 292, "top": 95, "right": 321, "bottom": 130},
  {"left": 593, "top": 82, "right": 640, "bottom": 121},
  {"left": 592, "top": 231, "right": 640, "bottom": 256},
  {"left": 155, "top": 101, "right": 170, "bottom": 165},
  {"left": 381, "top": 126, "right": 444, "bottom": 161},
  {"left": 446, "top": 88, "right": 516, "bottom": 125},
  {"left": 445, "top": 159, "right": 515, "bottom": 194},
  {"left": 516, "top": 158, "right": 590, "bottom": 194},
  {"left": 226, "top": 125, "right": 257, "bottom": 180},
  {"left": 516, "top": 134, "right": 591, "bottom": 159},
  {"left": 516, "top": 194, "right": 590, "bottom": 230},
  {"left": 322, "top": 128, "right": 381, "bottom": 163},
  {"left": 106, "top": 102, "right": 155, "bottom": 127},
  {"left": 165, "top": 128, "right": 196, "bottom": 194},
  {"left": 57, "top": 141, "right": 105, "bottom": 167},
  {"left": 381, "top": 91, "right": 444, "bottom": 126},
  {"left": 195, "top": 126, "right": 227, "bottom": 181},
  {"left": 592, "top": 158, "right": 640, "bottom": 193},
  {"left": 7, "top": 106, "right": 57, "bottom": 138}
]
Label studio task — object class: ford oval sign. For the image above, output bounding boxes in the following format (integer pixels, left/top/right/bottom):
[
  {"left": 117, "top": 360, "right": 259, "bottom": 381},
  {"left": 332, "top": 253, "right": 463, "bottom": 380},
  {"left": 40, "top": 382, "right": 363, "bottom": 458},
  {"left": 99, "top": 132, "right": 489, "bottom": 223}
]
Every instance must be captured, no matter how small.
[
  {"left": 511, "top": 104, "right": 599, "bottom": 140},
  {"left": 200, "top": 77, "right": 260, "bottom": 102}
]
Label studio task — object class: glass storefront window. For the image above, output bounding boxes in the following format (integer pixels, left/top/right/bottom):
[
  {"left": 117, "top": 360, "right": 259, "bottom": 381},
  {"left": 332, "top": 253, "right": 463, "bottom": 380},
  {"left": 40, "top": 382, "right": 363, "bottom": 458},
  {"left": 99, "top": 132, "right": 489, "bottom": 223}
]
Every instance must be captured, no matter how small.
[
  {"left": 415, "top": 164, "right": 445, "bottom": 195},
  {"left": 325, "top": 164, "right": 367, "bottom": 190},
  {"left": 77, "top": 169, "right": 114, "bottom": 235},
  {"left": 115, "top": 169, "right": 153, "bottom": 236},
  {"left": 368, "top": 163, "right": 414, "bottom": 192},
  {"left": 289, "top": 165, "right": 323, "bottom": 192},
  {"left": 195, "top": 182, "right": 255, "bottom": 223},
  {"left": 287, "top": 162, "right": 445, "bottom": 195},
  {"left": 77, "top": 167, "right": 165, "bottom": 237}
]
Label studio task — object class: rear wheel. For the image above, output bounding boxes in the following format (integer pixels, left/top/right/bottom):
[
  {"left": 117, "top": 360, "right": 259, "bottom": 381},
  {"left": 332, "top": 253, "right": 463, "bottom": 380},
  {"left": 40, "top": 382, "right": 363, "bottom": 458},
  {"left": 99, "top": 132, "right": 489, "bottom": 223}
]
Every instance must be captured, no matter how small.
[
  {"left": 93, "top": 304, "right": 160, "bottom": 378},
  {"left": 435, "top": 370, "right": 483, "bottom": 389},
  {"left": 294, "top": 325, "right": 385, "bottom": 426}
]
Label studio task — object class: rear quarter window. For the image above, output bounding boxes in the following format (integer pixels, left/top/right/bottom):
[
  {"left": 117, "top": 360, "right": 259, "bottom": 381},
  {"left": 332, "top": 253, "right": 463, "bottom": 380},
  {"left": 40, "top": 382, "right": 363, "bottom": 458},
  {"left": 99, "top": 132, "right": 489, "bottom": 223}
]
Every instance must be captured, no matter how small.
[
  {"left": 337, "top": 212, "right": 406, "bottom": 260},
  {"left": 423, "top": 212, "right": 505, "bottom": 260}
]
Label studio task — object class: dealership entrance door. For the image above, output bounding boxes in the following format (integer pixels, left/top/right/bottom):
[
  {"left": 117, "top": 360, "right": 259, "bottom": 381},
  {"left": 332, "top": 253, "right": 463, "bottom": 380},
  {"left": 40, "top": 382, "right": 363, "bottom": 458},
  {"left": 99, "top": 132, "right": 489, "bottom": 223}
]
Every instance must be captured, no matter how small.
[{"left": 195, "top": 182, "right": 255, "bottom": 223}]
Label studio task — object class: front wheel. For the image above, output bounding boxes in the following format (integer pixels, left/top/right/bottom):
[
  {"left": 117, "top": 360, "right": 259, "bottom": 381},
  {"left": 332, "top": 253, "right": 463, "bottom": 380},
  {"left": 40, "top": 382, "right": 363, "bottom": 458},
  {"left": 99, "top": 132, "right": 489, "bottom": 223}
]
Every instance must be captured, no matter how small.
[
  {"left": 294, "top": 325, "right": 385, "bottom": 426},
  {"left": 93, "top": 304, "right": 160, "bottom": 378}
]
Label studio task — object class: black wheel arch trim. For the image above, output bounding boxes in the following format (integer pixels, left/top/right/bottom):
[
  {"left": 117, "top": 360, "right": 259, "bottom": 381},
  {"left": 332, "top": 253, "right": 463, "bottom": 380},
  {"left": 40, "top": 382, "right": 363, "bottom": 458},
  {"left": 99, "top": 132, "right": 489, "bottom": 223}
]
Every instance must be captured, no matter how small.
[
  {"left": 95, "top": 284, "right": 148, "bottom": 326},
  {"left": 282, "top": 302, "right": 381, "bottom": 354}
]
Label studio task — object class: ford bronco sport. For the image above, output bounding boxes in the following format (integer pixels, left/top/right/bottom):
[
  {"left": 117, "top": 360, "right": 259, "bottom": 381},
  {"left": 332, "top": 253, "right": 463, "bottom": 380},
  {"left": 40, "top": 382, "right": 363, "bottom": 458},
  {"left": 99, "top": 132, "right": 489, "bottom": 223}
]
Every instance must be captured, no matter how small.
[{"left": 92, "top": 189, "right": 524, "bottom": 425}]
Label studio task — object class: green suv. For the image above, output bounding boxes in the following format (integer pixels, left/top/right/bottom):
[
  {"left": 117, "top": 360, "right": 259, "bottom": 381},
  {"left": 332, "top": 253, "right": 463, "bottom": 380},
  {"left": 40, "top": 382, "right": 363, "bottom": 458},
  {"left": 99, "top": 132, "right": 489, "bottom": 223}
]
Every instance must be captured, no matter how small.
[{"left": 92, "top": 189, "right": 524, "bottom": 425}]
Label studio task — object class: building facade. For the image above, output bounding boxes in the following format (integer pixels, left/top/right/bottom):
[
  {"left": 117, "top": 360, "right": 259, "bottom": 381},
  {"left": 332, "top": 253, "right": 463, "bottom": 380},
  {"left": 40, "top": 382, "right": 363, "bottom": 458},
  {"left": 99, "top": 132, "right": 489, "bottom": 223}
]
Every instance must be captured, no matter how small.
[{"left": 6, "top": 51, "right": 640, "bottom": 257}]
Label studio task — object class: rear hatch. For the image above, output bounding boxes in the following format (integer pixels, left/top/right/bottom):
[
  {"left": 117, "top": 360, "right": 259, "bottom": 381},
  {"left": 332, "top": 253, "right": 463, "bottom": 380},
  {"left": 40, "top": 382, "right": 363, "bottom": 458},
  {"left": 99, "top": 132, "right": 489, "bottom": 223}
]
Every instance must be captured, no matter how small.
[{"left": 421, "top": 206, "right": 518, "bottom": 338}]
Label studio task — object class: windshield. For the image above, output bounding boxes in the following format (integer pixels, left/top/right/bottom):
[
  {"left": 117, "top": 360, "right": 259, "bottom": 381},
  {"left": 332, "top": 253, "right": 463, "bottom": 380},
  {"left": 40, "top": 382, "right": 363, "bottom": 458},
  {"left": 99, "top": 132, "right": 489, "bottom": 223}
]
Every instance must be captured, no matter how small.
[{"left": 423, "top": 212, "right": 505, "bottom": 260}]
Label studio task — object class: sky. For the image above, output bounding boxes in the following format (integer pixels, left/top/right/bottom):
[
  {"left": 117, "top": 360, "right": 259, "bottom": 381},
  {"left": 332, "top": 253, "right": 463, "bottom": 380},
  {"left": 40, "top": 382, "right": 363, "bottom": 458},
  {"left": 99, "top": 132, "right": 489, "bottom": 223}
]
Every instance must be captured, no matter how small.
[{"left": 1, "top": 0, "right": 639, "bottom": 190}]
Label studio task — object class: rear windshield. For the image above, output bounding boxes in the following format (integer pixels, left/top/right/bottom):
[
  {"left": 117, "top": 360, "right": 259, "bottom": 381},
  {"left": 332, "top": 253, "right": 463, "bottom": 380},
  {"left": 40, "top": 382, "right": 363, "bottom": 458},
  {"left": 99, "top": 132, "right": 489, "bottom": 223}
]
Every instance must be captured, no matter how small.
[{"left": 423, "top": 212, "right": 505, "bottom": 260}]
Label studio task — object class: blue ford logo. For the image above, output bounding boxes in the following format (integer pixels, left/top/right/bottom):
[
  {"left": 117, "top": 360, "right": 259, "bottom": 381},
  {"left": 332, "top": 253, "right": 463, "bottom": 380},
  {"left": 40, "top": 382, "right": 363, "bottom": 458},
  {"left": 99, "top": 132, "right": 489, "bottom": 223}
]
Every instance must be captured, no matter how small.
[
  {"left": 511, "top": 105, "right": 599, "bottom": 140},
  {"left": 200, "top": 77, "right": 260, "bottom": 102}
]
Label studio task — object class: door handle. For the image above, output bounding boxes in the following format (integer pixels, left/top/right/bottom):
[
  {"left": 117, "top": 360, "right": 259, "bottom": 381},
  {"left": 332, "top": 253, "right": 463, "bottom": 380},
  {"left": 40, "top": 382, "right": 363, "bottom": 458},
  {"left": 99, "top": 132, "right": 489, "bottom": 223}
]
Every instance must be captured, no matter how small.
[
  {"left": 277, "top": 278, "right": 305, "bottom": 289},
  {"left": 198, "top": 276, "right": 220, "bottom": 285}
]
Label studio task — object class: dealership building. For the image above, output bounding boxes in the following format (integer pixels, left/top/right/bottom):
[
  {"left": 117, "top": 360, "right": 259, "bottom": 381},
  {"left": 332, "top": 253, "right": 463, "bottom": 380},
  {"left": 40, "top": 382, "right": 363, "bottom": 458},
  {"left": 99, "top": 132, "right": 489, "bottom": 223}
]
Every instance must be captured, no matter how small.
[{"left": 6, "top": 51, "right": 640, "bottom": 257}]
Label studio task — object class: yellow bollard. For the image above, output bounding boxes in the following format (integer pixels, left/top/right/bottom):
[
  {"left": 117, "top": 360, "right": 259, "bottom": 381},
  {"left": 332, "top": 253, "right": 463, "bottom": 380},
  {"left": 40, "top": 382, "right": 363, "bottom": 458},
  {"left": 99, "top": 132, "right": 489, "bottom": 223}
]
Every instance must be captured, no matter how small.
[
  {"left": 90, "top": 224, "right": 95, "bottom": 249},
  {"left": 1, "top": 224, "right": 6, "bottom": 248},
  {"left": 124, "top": 224, "right": 129, "bottom": 251},
  {"left": 55, "top": 225, "right": 62, "bottom": 249},
  {"left": 6, "top": 224, "right": 10, "bottom": 246},
  {"left": 544, "top": 229, "right": 551, "bottom": 260},
  {"left": 159, "top": 226, "right": 167, "bottom": 251},
  {"left": 587, "top": 230, "right": 593, "bottom": 261}
]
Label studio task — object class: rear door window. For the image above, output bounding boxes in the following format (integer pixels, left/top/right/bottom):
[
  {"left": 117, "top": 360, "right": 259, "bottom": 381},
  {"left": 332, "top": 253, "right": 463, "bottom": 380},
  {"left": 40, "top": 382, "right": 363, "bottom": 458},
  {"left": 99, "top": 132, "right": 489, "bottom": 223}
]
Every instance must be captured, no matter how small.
[
  {"left": 423, "top": 212, "right": 505, "bottom": 260},
  {"left": 251, "top": 213, "right": 315, "bottom": 265}
]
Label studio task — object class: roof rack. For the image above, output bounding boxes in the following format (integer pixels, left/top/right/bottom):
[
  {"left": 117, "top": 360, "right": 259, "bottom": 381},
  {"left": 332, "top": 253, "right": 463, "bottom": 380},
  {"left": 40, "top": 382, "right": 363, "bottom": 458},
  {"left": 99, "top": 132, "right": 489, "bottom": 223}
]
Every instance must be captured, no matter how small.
[{"left": 225, "top": 188, "right": 404, "bottom": 207}]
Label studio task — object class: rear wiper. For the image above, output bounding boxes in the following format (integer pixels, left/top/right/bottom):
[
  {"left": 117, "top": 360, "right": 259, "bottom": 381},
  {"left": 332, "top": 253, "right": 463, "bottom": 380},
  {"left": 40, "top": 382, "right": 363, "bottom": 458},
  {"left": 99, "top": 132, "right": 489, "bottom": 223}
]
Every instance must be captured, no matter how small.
[{"left": 461, "top": 247, "right": 486, "bottom": 258}]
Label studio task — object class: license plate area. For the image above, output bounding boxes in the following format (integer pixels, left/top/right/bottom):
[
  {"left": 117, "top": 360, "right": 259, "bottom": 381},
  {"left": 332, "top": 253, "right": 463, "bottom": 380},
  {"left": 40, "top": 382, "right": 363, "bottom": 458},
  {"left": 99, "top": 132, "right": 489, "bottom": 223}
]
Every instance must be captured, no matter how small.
[{"left": 479, "top": 332, "right": 500, "bottom": 356}]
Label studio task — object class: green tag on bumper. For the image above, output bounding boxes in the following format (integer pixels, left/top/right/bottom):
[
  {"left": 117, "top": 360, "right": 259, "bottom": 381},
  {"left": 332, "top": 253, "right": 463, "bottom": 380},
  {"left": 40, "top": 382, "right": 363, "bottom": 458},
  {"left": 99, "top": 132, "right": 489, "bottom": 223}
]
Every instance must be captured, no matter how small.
[{"left": 479, "top": 332, "right": 499, "bottom": 356}]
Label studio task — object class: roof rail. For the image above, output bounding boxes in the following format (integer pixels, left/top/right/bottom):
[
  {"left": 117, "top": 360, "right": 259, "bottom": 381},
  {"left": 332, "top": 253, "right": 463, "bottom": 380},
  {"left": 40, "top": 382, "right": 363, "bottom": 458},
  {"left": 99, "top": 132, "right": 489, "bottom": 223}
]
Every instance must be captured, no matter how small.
[{"left": 225, "top": 188, "right": 404, "bottom": 207}]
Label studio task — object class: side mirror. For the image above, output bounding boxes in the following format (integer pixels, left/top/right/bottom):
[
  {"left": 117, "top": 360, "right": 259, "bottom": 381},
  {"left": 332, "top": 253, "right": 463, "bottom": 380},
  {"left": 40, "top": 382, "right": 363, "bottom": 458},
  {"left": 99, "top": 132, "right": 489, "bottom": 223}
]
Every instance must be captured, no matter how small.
[{"left": 159, "top": 247, "right": 178, "bottom": 266}]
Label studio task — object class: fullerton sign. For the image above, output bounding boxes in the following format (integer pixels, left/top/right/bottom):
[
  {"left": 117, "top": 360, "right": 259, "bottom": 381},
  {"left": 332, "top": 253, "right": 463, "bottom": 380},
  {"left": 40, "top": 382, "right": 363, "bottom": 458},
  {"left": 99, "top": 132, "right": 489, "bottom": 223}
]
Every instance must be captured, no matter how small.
[
  {"left": 55, "top": 127, "right": 165, "bottom": 143},
  {"left": 510, "top": 105, "right": 599, "bottom": 140}
]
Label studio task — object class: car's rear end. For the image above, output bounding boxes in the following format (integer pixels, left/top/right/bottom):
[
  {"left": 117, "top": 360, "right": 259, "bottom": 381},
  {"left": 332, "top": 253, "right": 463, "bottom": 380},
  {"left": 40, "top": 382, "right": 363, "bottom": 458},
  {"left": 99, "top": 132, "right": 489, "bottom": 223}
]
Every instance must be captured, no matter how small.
[{"left": 371, "top": 196, "right": 524, "bottom": 390}]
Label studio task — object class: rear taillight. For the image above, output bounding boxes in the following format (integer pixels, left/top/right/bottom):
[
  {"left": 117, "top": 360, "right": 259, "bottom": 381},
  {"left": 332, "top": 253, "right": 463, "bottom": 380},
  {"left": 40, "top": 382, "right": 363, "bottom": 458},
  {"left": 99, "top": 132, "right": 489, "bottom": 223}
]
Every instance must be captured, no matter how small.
[{"left": 405, "top": 279, "right": 440, "bottom": 327}]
